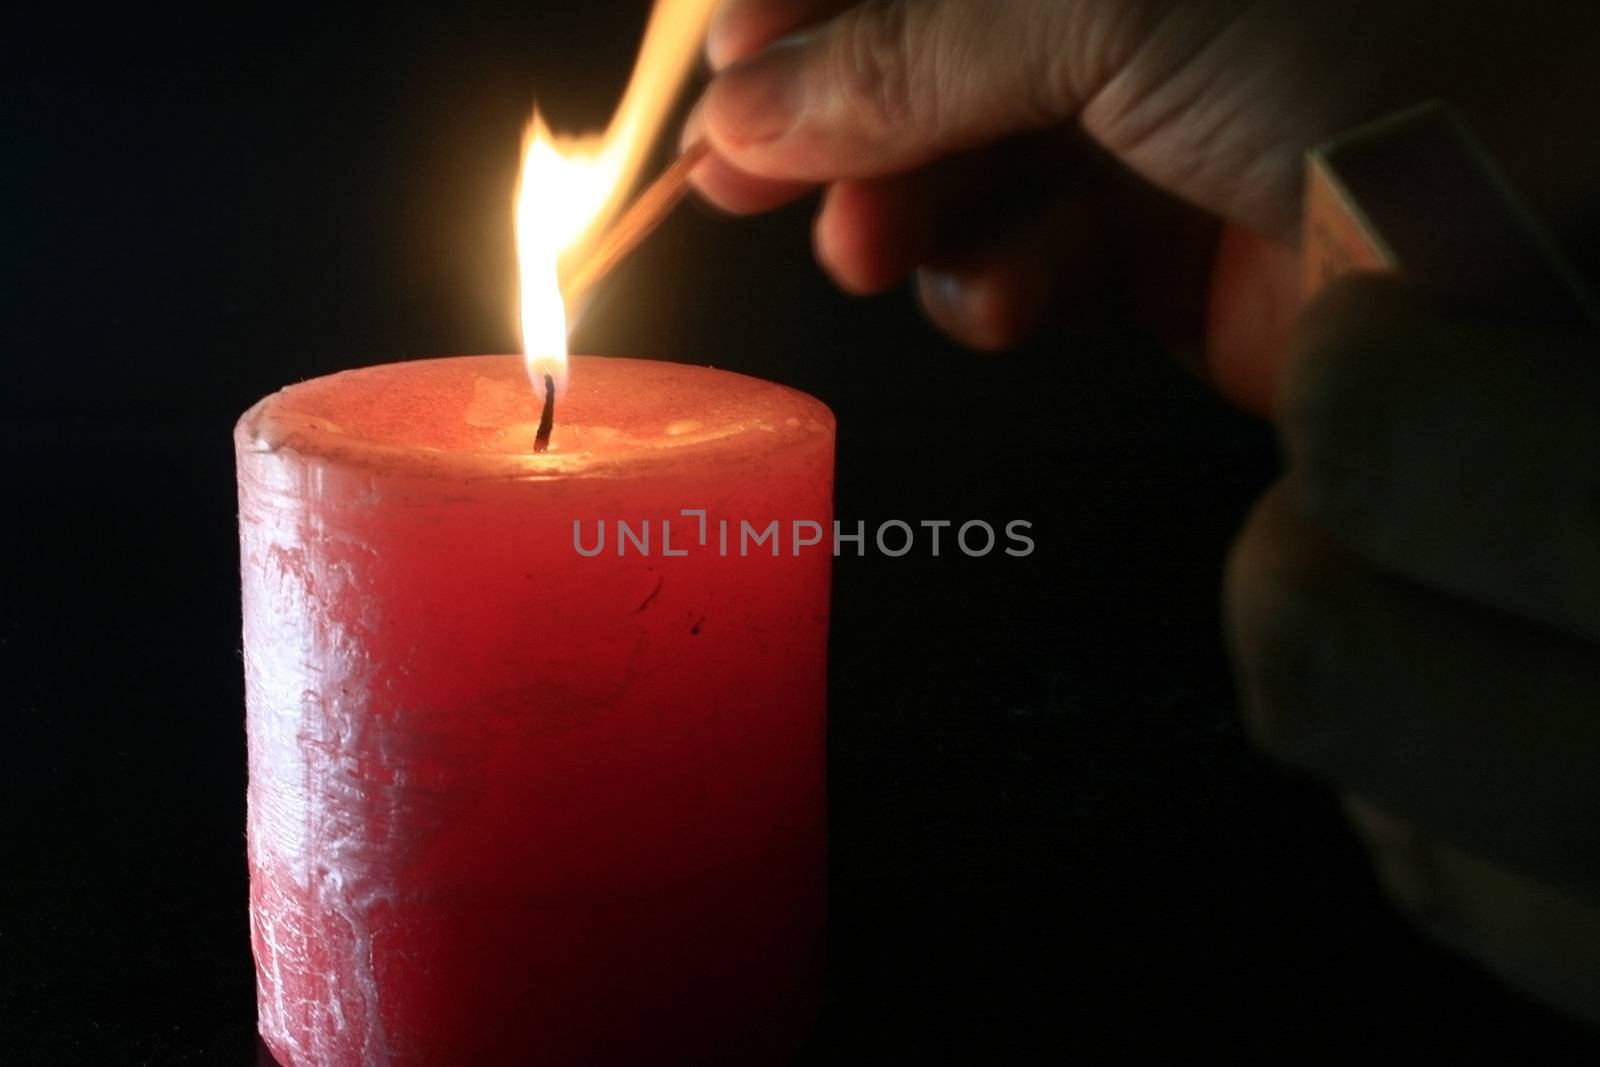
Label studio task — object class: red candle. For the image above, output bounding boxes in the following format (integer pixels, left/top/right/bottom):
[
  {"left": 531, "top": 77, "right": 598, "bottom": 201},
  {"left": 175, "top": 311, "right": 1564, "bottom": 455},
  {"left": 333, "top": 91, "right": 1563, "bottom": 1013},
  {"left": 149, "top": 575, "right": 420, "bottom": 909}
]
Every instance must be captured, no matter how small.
[{"left": 236, "top": 353, "right": 833, "bottom": 1065}]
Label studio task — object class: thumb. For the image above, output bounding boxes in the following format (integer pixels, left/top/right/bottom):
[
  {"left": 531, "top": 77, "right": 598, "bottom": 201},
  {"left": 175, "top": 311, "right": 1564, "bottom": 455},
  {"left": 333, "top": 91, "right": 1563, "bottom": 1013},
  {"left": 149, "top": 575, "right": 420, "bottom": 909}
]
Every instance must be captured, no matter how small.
[{"left": 699, "top": 0, "right": 1114, "bottom": 181}]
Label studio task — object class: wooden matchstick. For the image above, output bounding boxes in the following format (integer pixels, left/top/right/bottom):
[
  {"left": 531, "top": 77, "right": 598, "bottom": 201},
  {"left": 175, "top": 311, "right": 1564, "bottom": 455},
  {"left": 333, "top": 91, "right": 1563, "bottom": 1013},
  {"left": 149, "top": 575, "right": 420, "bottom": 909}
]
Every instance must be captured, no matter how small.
[{"left": 561, "top": 141, "right": 711, "bottom": 308}]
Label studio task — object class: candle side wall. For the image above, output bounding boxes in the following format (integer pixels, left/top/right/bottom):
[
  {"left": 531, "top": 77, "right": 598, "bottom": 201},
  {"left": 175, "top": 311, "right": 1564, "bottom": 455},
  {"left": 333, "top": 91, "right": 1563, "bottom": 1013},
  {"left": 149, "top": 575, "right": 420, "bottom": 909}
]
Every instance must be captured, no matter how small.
[{"left": 237, "top": 368, "right": 833, "bottom": 1066}]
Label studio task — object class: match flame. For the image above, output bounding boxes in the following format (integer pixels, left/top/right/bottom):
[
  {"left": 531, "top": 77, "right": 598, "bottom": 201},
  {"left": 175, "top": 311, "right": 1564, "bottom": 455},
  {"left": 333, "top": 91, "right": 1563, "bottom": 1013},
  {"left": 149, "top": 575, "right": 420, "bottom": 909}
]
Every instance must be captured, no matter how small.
[{"left": 515, "top": 0, "right": 718, "bottom": 397}]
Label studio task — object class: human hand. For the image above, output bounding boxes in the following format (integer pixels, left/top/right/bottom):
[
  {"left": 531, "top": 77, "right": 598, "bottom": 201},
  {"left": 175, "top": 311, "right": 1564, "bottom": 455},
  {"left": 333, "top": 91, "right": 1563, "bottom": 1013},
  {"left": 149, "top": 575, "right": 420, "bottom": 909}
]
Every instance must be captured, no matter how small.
[
  {"left": 689, "top": 0, "right": 1600, "bottom": 408},
  {"left": 692, "top": 0, "right": 1600, "bottom": 1024},
  {"left": 1225, "top": 274, "right": 1600, "bottom": 1024}
]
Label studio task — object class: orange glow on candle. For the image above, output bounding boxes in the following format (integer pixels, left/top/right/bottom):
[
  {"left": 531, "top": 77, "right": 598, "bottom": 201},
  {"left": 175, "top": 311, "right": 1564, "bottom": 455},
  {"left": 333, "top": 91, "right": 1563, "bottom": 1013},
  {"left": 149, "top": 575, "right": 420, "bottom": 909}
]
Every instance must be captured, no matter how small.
[{"left": 513, "top": 0, "right": 718, "bottom": 397}]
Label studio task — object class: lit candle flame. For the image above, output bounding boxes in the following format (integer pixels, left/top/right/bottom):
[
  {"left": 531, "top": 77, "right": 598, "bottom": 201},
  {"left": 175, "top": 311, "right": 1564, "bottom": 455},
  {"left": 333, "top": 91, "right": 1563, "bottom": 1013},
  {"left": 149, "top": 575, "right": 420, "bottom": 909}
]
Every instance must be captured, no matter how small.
[{"left": 514, "top": 0, "right": 718, "bottom": 399}]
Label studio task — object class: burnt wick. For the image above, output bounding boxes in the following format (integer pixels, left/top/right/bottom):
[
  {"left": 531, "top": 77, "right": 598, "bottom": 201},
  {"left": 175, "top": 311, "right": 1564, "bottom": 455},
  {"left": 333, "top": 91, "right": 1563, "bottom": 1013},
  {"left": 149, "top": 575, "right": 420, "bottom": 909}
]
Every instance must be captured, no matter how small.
[{"left": 533, "top": 372, "right": 555, "bottom": 453}]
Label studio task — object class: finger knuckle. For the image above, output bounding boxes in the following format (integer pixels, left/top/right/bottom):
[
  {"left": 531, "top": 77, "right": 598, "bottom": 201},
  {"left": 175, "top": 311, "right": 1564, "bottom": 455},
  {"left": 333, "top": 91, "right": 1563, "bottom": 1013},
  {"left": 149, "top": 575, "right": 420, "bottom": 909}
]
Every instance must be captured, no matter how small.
[
  {"left": 1032, "top": 0, "right": 1123, "bottom": 117},
  {"left": 833, "top": 0, "right": 923, "bottom": 134}
]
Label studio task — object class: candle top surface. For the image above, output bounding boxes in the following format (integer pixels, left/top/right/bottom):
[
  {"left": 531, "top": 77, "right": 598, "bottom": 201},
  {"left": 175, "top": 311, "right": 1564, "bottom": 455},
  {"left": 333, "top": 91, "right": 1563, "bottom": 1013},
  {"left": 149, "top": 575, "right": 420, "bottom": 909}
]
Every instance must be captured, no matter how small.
[{"left": 238, "top": 355, "right": 834, "bottom": 480}]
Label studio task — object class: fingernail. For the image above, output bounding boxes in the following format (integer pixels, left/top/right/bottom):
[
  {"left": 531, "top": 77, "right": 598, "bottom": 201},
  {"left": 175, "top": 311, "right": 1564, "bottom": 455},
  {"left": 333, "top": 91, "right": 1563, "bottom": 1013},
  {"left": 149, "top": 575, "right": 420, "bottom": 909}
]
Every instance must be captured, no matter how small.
[
  {"left": 707, "top": 37, "right": 809, "bottom": 146},
  {"left": 919, "top": 270, "right": 967, "bottom": 316},
  {"left": 679, "top": 100, "right": 706, "bottom": 154}
]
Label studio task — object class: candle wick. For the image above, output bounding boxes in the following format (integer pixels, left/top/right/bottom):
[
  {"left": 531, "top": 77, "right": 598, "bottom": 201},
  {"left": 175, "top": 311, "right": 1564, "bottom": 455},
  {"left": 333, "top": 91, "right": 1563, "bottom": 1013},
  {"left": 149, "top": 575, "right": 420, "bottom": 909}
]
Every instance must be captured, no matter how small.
[{"left": 534, "top": 372, "right": 555, "bottom": 453}]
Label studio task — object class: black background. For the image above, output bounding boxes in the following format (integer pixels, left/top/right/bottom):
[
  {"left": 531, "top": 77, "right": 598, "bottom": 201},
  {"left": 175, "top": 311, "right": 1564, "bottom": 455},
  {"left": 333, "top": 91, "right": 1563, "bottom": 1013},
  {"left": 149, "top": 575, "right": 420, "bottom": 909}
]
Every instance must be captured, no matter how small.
[{"left": 6, "top": 2, "right": 1598, "bottom": 1062}]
